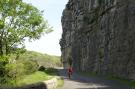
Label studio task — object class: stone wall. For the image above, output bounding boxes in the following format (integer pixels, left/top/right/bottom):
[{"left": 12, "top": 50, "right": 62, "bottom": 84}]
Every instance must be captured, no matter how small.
[
  {"left": 0, "top": 78, "right": 57, "bottom": 89},
  {"left": 60, "top": 0, "right": 135, "bottom": 80},
  {"left": 0, "top": 83, "right": 47, "bottom": 89}
]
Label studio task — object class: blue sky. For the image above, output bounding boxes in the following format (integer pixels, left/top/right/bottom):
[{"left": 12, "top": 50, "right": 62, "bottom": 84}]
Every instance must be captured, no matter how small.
[{"left": 23, "top": 0, "right": 68, "bottom": 56}]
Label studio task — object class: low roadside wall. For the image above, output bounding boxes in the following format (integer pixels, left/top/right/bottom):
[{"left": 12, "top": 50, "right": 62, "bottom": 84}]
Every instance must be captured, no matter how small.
[{"left": 1, "top": 78, "right": 57, "bottom": 89}]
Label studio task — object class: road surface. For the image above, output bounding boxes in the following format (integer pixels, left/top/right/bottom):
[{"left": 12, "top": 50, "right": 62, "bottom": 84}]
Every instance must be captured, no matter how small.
[{"left": 58, "top": 68, "right": 131, "bottom": 89}]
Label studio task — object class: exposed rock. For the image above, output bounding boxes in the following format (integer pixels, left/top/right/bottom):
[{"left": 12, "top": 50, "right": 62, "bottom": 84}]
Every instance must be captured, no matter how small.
[{"left": 60, "top": 0, "right": 135, "bottom": 80}]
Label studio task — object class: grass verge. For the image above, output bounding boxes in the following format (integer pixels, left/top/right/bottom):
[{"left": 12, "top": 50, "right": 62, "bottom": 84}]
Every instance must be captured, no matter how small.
[
  {"left": 2, "top": 68, "right": 64, "bottom": 88},
  {"left": 16, "top": 71, "right": 53, "bottom": 86},
  {"left": 12, "top": 68, "right": 58, "bottom": 87}
]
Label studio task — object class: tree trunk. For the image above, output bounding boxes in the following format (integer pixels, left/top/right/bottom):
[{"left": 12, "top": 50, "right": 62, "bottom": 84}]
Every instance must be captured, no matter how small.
[
  {"left": 0, "top": 40, "right": 3, "bottom": 56},
  {"left": 5, "top": 42, "right": 9, "bottom": 55}
]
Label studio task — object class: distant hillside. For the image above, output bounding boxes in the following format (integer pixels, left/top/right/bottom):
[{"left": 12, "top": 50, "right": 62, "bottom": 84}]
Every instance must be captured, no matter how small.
[{"left": 14, "top": 51, "right": 62, "bottom": 67}]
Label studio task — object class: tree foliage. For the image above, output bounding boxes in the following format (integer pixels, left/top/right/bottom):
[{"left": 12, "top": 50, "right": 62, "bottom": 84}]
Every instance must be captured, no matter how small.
[
  {"left": 0, "top": 0, "right": 53, "bottom": 86},
  {"left": 0, "top": 0, "right": 52, "bottom": 56}
]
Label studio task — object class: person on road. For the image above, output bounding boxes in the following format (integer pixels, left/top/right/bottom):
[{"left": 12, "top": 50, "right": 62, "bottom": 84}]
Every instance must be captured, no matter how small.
[{"left": 67, "top": 66, "right": 73, "bottom": 79}]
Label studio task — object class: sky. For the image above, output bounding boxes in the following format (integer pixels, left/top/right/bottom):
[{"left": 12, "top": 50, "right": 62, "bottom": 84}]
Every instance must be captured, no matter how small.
[{"left": 23, "top": 0, "right": 68, "bottom": 56}]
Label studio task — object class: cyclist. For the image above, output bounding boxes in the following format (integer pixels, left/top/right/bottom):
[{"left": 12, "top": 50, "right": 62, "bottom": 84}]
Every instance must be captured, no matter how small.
[{"left": 67, "top": 66, "right": 73, "bottom": 79}]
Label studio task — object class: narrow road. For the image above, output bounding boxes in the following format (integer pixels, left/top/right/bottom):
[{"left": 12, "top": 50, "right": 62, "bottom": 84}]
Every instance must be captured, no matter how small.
[{"left": 58, "top": 68, "right": 131, "bottom": 89}]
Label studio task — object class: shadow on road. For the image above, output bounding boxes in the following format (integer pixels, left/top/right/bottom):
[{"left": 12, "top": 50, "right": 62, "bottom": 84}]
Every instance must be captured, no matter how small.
[{"left": 56, "top": 68, "right": 131, "bottom": 89}]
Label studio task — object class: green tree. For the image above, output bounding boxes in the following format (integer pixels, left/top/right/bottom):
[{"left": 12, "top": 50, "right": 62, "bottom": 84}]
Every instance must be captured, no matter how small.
[
  {"left": 0, "top": 0, "right": 52, "bottom": 56},
  {"left": 0, "top": 0, "right": 52, "bottom": 85}
]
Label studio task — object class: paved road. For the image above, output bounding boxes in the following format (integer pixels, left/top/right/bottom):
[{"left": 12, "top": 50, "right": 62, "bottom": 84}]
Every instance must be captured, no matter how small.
[{"left": 58, "top": 68, "right": 131, "bottom": 89}]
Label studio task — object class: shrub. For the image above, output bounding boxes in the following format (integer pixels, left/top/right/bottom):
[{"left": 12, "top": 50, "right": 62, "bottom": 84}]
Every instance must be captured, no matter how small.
[
  {"left": 0, "top": 56, "right": 9, "bottom": 84},
  {"left": 22, "top": 59, "right": 39, "bottom": 74},
  {"left": 0, "top": 56, "right": 9, "bottom": 75},
  {"left": 38, "top": 66, "right": 46, "bottom": 71},
  {"left": 1, "top": 59, "right": 39, "bottom": 87},
  {"left": 6, "top": 63, "right": 25, "bottom": 79}
]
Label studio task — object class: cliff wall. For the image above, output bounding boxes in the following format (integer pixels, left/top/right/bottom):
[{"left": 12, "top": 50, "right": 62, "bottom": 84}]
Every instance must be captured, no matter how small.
[{"left": 60, "top": 0, "right": 135, "bottom": 80}]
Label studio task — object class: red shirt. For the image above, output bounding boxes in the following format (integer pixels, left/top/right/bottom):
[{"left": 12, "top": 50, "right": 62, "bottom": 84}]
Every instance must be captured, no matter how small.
[{"left": 68, "top": 67, "right": 73, "bottom": 73}]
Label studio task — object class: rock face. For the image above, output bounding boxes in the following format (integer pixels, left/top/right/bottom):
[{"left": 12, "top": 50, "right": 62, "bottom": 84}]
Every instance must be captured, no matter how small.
[{"left": 60, "top": 0, "right": 135, "bottom": 80}]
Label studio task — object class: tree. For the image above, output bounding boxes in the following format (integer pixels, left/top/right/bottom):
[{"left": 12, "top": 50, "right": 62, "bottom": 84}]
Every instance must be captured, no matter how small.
[
  {"left": 0, "top": 0, "right": 53, "bottom": 85},
  {"left": 0, "top": 0, "right": 53, "bottom": 56}
]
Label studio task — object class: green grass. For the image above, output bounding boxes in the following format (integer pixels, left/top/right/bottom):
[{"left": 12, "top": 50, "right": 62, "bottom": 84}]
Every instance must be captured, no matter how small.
[
  {"left": 17, "top": 68, "right": 64, "bottom": 88},
  {"left": 1, "top": 68, "right": 61, "bottom": 88},
  {"left": 17, "top": 71, "right": 53, "bottom": 86}
]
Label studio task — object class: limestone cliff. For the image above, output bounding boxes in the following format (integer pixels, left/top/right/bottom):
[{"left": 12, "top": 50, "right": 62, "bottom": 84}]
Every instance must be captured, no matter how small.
[{"left": 60, "top": 0, "right": 135, "bottom": 80}]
